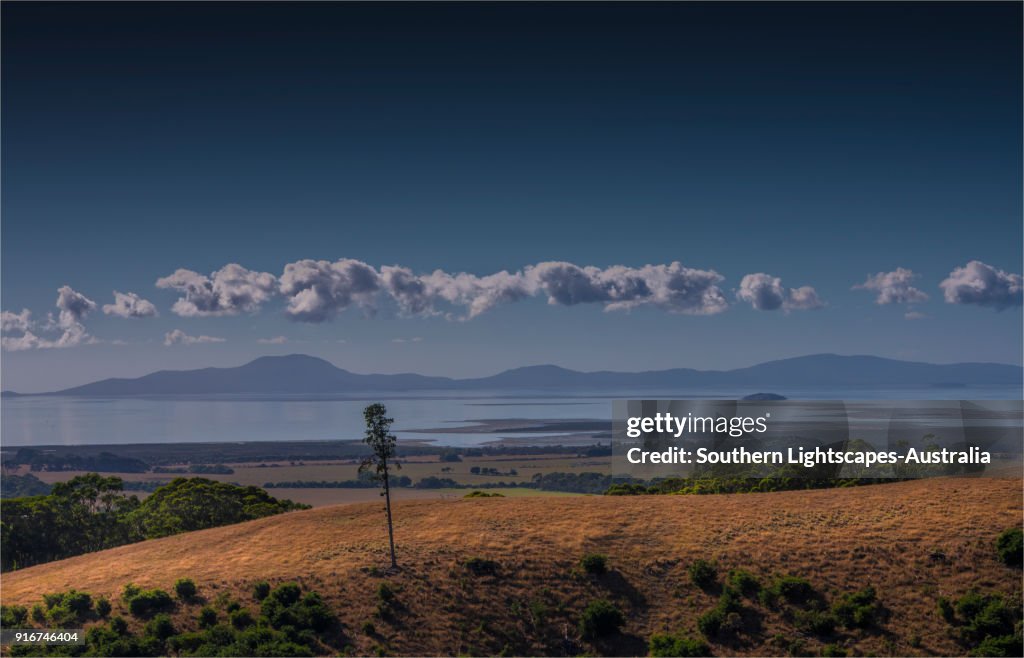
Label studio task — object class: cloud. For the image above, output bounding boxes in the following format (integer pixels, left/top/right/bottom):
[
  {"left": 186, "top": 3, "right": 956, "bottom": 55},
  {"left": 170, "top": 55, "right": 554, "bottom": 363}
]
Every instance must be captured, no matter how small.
[
  {"left": 853, "top": 268, "right": 929, "bottom": 305},
  {"left": 904, "top": 311, "right": 928, "bottom": 320},
  {"left": 257, "top": 335, "right": 288, "bottom": 344},
  {"left": 2, "top": 286, "right": 97, "bottom": 350},
  {"left": 163, "top": 329, "right": 226, "bottom": 346},
  {"left": 526, "top": 261, "right": 729, "bottom": 315},
  {"left": 939, "top": 260, "right": 1023, "bottom": 309},
  {"left": 279, "top": 259, "right": 381, "bottom": 322},
  {"left": 157, "top": 264, "right": 276, "bottom": 317},
  {"left": 103, "top": 291, "right": 158, "bottom": 318},
  {"left": 736, "top": 274, "right": 824, "bottom": 311},
  {"left": 1, "top": 309, "right": 33, "bottom": 333},
  {"left": 391, "top": 336, "right": 423, "bottom": 343}
]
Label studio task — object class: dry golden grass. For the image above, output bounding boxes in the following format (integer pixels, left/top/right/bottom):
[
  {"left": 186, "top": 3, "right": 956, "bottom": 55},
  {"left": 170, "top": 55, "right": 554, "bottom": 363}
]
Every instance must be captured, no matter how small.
[{"left": 2, "top": 478, "right": 1021, "bottom": 656}]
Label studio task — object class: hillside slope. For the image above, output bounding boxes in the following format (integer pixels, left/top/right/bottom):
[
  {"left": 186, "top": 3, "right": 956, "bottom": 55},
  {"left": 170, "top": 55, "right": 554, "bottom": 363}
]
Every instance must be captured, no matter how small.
[{"left": 2, "top": 479, "right": 1021, "bottom": 656}]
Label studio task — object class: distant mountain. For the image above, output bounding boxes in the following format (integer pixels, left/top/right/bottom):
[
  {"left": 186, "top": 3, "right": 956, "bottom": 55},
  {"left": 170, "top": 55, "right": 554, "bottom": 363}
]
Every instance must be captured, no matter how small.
[{"left": 22, "top": 353, "right": 1022, "bottom": 397}]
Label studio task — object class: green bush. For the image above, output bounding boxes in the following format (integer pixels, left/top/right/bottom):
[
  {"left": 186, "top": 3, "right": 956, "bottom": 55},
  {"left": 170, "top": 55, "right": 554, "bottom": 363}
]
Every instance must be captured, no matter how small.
[
  {"left": 95, "top": 597, "right": 111, "bottom": 618},
  {"left": 230, "top": 608, "right": 255, "bottom": 629},
  {"left": 794, "top": 609, "right": 837, "bottom": 636},
  {"left": 30, "top": 603, "right": 45, "bottom": 624},
  {"left": 198, "top": 606, "right": 218, "bottom": 628},
  {"left": 253, "top": 581, "right": 271, "bottom": 601},
  {"left": 821, "top": 644, "right": 848, "bottom": 657},
  {"left": 697, "top": 608, "right": 724, "bottom": 638},
  {"left": 688, "top": 559, "right": 718, "bottom": 589},
  {"left": 126, "top": 588, "right": 173, "bottom": 617},
  {"left": 1, "top": 605, "right": 28, "bottom": 628},
  {"left": 762, "top": 575, "right": 814, "bottom": 605},
  {"left": 726, "top": 569, "right": 761, "bottom": 596},
  {"left": 940, "top": 590, "right": 1023, "bottom": 656},
  {"left": 995, "top": 527, "right": 1022, "bottom": 568},
  {"left": 174, "top": 578, "right": 197, "bottom": 601},
  {"left": 144, "top": 613, "right": 176, "bottom": 640},
  {"left": 376, "top": 582, "right": 396, "bottom": 603},
  {"left": 361, "top": 621, "right": 376, "bottom": 635},
  {"left": 649, "top": 632, "right": 711, "bottom": 657},
  {"left": 580, "top": 553, "right": 608, "bottom": 575},
  {"left": 832, "top": 586, "right": 879, "bottom": 628},
  {"left": 938, "top": 596, "right": 955, "bottom": 622},
  {"left": 41, "top": 590, "right": 93, "bottom": 626},
  {"left": 122, "top": 583, "right": 141, "bottom": 601},
  {"left": 578, "top": 599, "right": 625, "bottom": 640}
]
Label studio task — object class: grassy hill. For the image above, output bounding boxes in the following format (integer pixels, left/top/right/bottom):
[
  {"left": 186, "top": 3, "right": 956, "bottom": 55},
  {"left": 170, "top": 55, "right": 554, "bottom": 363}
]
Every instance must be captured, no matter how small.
[{"left": 2, "top": 478, "right": 1021, "bottom": 656}]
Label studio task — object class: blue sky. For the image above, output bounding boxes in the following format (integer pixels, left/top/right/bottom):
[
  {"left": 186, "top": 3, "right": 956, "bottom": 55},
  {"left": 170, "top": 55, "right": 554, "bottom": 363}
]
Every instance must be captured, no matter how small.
[{"left": 2, "top": 2, "right": 1022, "bottom": 392}]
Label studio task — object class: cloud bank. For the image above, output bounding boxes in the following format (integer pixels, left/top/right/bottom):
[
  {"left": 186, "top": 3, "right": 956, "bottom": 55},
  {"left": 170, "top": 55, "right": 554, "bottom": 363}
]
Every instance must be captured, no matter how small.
[
  {"left": 2, "top": 287, "right": 98, "bottom": 351},
  {"left": 854, "top": 268, "right": 929, "bottom": 305},
  {"left": 157, "top": 264, "right": 277, "bottom": 317},
  {"left": 939, "top": 260, "right": 1022, "bottom": 309},
  {"left": 736, "top": 273, "right": 824, "bottom": 311},
  {"left": 164, "top": 329, "right": 226, "bottom": 346},
  {"left": 103, "top": 291, "right": 159, "bottom": 318}
]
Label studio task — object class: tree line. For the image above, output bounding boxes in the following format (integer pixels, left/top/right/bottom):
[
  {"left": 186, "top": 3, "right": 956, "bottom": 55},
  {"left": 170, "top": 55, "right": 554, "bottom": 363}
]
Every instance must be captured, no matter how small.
[{"left": 0, "top": 474, "right": 308, "bottom": 571}]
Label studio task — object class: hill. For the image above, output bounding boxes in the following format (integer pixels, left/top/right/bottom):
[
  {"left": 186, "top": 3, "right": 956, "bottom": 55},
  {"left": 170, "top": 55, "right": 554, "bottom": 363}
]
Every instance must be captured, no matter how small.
[
  {"left": 2, "top": 478, "right": 1020, "bottom": 656},
  {"left": 32, "top": 353, "right": 1024, "bottom": 396}
]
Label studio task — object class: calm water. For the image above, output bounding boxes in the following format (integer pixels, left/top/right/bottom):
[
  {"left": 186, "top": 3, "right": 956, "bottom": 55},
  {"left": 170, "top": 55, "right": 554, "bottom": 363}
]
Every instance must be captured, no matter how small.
[{"left": 2, "top": 386, "right": 1020, "bottom": 447}]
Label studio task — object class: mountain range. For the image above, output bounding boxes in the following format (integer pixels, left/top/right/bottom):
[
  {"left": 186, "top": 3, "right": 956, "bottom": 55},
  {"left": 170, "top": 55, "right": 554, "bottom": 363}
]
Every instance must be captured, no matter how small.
[{"left": 5, "top": 353, "right": 1021, "bottom": 396}]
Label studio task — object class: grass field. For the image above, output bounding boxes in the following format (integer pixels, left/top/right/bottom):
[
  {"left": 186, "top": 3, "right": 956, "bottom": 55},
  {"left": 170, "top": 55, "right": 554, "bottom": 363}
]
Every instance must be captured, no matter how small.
[
  {"left": 18, "top": 452, "right": 610, "bottom": 506},
  {"left": 2, "top": 477, "right": 1020, "bottom": 656}
]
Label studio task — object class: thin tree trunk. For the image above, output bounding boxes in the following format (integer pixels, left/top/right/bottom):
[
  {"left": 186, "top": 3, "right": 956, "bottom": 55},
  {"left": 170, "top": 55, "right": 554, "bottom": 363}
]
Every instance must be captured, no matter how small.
[{"left": 383, "top": 460, "right": 397, "bottom": 568}]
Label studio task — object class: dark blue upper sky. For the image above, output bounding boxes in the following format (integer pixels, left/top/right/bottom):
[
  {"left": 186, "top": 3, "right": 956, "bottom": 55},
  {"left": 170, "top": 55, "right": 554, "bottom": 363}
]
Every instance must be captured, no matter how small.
[{"left": 2, "top": 2, "right": 1021, "bottom": 391}]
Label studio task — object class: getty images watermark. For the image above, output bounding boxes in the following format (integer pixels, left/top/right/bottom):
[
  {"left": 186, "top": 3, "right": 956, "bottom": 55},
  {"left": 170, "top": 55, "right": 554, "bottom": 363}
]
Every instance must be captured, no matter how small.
[{"left": 611, "top": 400, "right": 1023, "bottom": 481}]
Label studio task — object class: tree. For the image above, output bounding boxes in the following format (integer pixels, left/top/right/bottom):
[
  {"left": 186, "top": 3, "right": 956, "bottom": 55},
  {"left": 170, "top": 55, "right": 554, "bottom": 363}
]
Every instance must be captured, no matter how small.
[{"left": 360, "top": 403, "right": 400, "bottom": 568}]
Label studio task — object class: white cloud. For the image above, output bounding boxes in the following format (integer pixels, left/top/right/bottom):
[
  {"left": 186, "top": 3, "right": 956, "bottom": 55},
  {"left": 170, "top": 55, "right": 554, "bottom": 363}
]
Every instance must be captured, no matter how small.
[
  {"left": 163, "top": 329, "right": 226, "bottom": 346},
  {"left": 736, "top": 273, "right": 824, "bottom": 311},
  {"left": 257, "top": 335, "right": 288, "bottom": 344},
  {"left": 939, "top": 260, "right": 1022, "bottom": 309},
  {"left": 391, "top": 336, "right": 423, "bottom": 343},
  {"left": 904, "top": 311, "right": 928, "bottom": 320},
  {"left": 1, "top": 286, "right": 97, "bottom": 350},
  {"left": 1, "top": 309, "right": 33, "bottom": 333},
  {"left": 853, "top": 268, "right": 929, "bottom": 305},
  {"left": 279, "top": 258, "right": 381, "bottom": 322},
  {"left": 526, "top": 261, "right": 729, "bottom": 315},
  {"left": 103, "top": 291, "right": 159, "bottom": 318},
  {"left": 157, "top": 264, "right": 277, "bottom": 317}
]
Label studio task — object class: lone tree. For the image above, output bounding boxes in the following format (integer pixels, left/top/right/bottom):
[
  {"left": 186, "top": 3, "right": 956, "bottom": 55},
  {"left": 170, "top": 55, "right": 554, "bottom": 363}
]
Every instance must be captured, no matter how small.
[{"left": 360, "top": 403, "right": 400, "bottom": 568}]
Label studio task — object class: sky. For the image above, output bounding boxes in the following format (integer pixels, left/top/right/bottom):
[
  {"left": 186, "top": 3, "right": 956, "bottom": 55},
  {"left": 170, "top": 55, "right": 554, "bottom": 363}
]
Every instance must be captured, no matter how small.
[{"left": 2, "top": 2, "right": 1022, "bottom": 393}]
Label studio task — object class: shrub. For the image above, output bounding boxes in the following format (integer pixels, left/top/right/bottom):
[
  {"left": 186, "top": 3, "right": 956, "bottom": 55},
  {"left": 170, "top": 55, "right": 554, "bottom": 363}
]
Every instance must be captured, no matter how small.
[
  {"left": 578, "top": 599, "right": 624, "bottom": 640},
  {"left": 832, "top": 586, "right": 879, "bottom": 628},
  {"left": 30, "top": 603, "right": 46, "bottom": 624},
  {"left": 689, "top": 559, "right": 718, "bottom": 589},
  {"left": 226, "top": 600, "right": 242, "bottom": 613},
  {"left": 794, "top": 609, "right": 837, "bottom": 636},
  {"left": 41, "top": 590, "right": 93, "bottom": 626},
  {"left": 174, "top": 578, "right": 197, "bottom": 601},
  {"left": 122, "top": 583, "right": 141, "bottom": 601},
  {"left": 580, "top": 553, "right": 608, "bottom": 575},
  {"left": 376, "top": 582, "right": 396, "bottom": 603},
  {"left": 109, "top": 616, "right": 128, "bottom": 634},
  {"left": 361, "top": 621, "right": 376, "bottom": 636},
  {"left": 649, "top": 632, "right": 711, "bottom": 657},
  {"left": 727, "top": 569, "right": 761, "bottom": 596},
  {"left": 126, "top": 588, "right": 173, "bottom": 617},
  {"left": 253, "top": 581, "right": 271, "bottom": 601},
  {"left": 938, "top": 596, "right": 955, "bottom": 622},
  {"left": 762, "top": 575, "right": 814, "bottom": 605},
  {"left": 230, "top": 608, "right": 255, "bottom": 629},
  {"left": 198, "top": 606, "right": 218, "bottom": 628},
  {"left": 144, "top": 613, "right": 176, "bottom": 640},
  {"left": 697, "top": 608, "right": 724, "bottom": 638},
  {"left": 96, "top": 597, "right": 112, "bottom": 618},
  {"left": 1, "top": 605, "right": 28, "bottom": 628},
  {"left": 821, "top": 644, "right": 847, "bottom": 657},
  {"left": 464, "top": 557, "right": 500, "bottom": 576},
  {"left": 995, "top": 527, "right": 1023, "bottom": 568}
]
